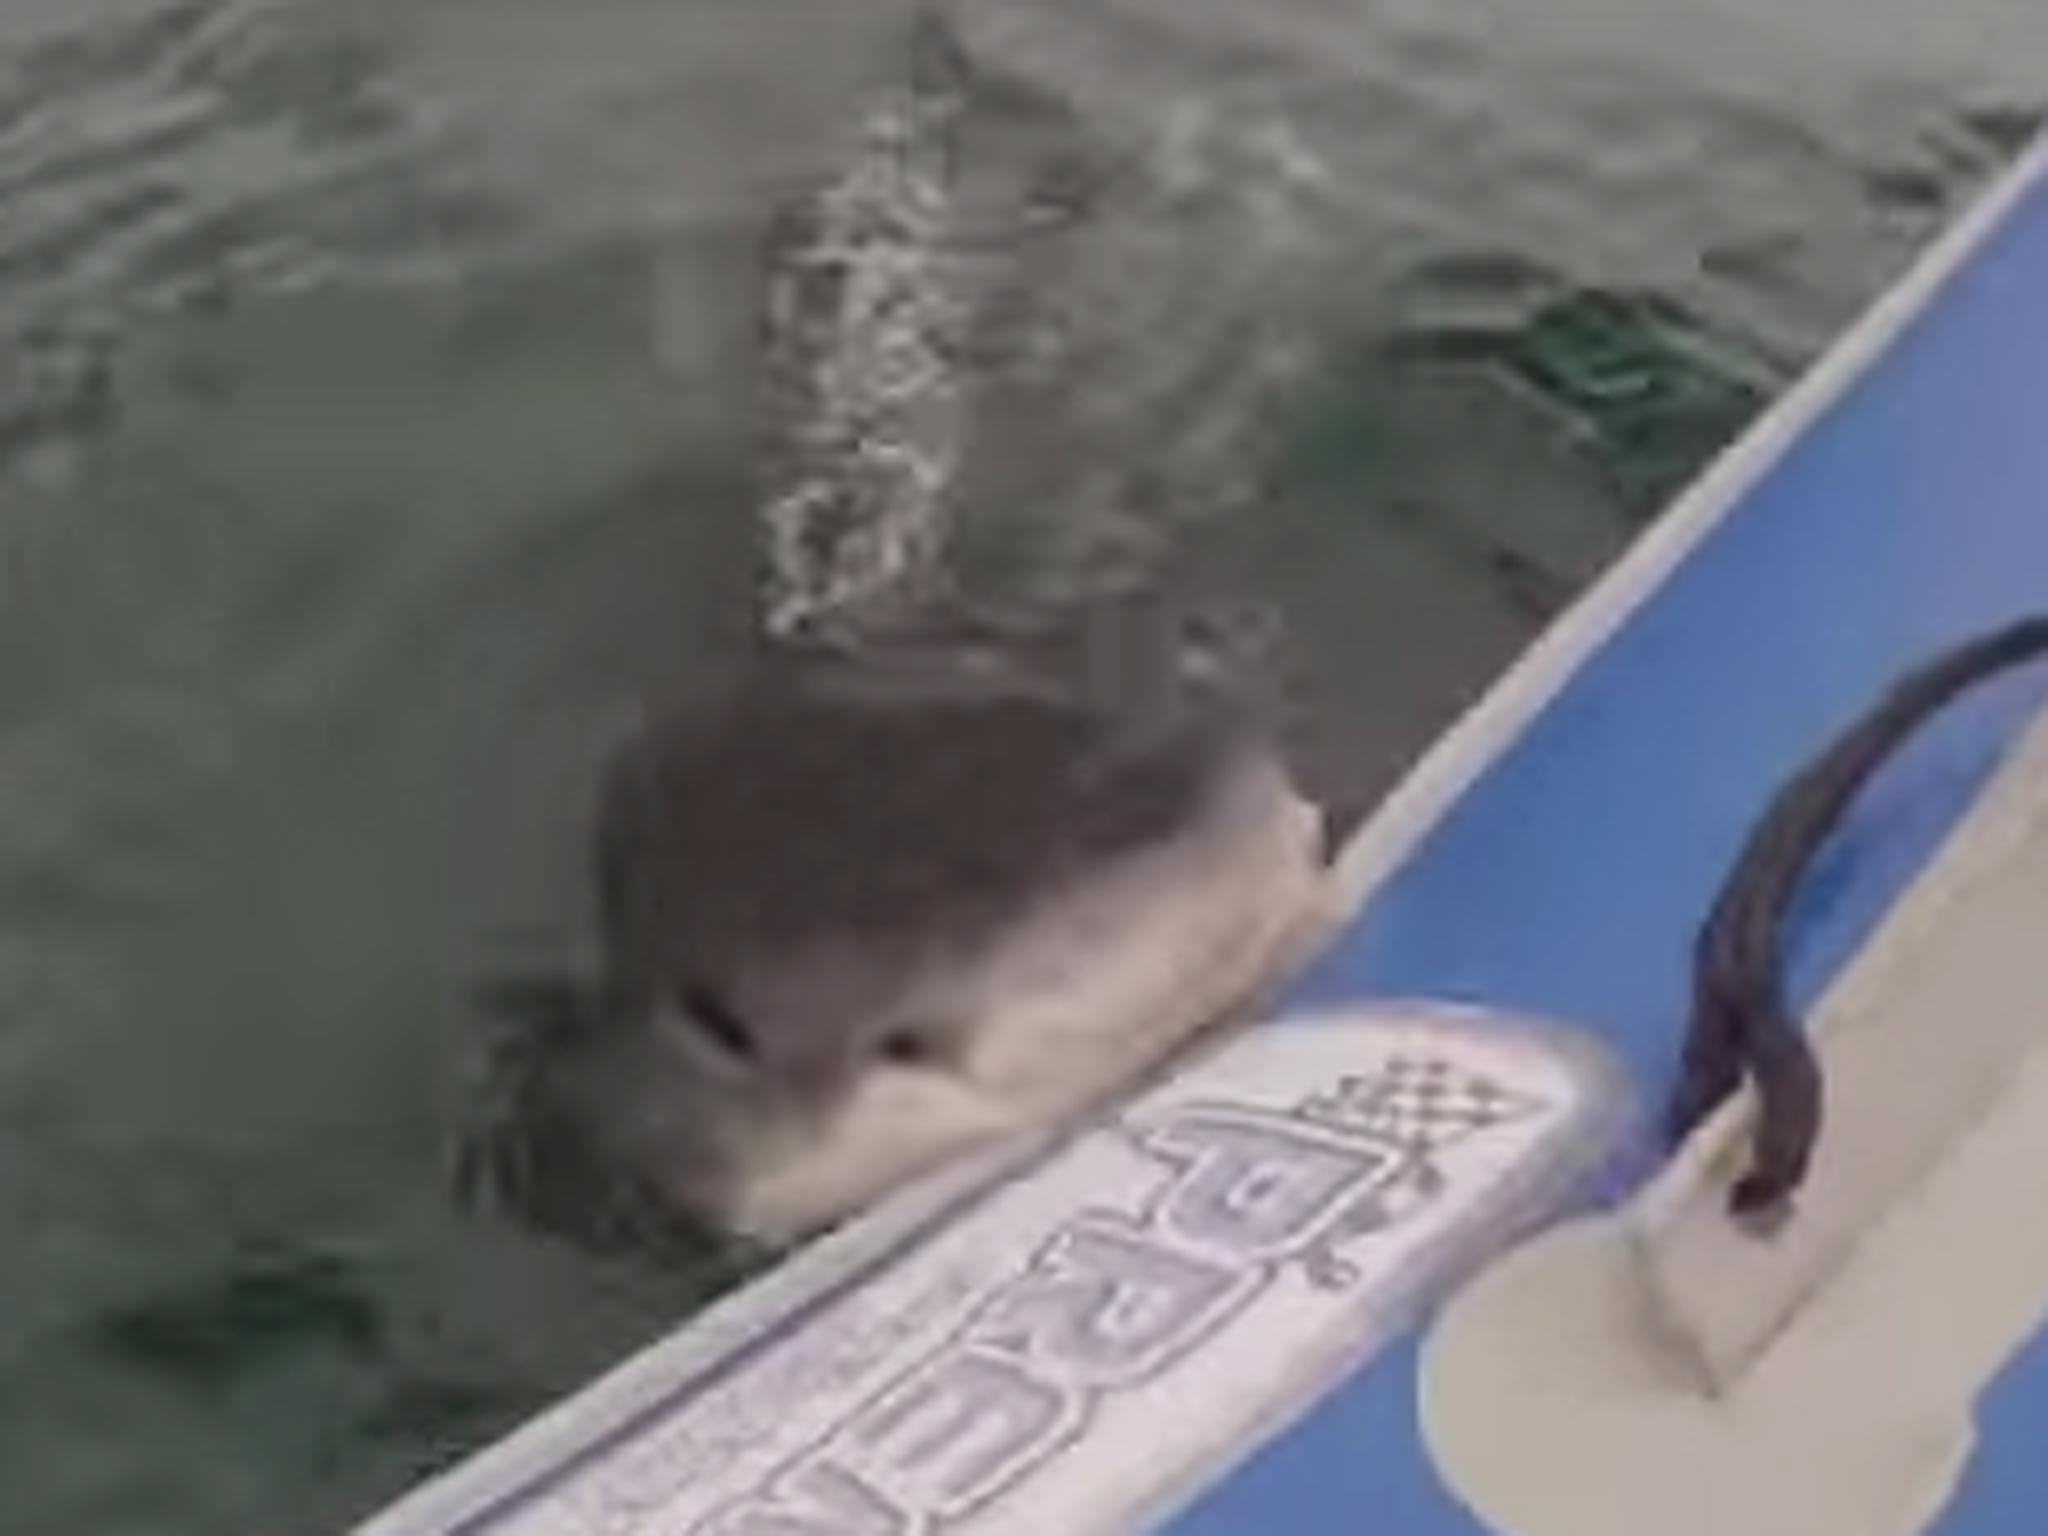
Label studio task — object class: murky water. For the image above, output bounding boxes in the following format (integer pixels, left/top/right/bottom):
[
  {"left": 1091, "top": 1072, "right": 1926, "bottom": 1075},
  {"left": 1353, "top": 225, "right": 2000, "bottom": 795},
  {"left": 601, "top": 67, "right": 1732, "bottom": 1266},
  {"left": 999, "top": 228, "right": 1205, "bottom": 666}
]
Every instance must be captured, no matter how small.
[{"left": 2, "top": 2, "right": 2043, "bottom": 1531}]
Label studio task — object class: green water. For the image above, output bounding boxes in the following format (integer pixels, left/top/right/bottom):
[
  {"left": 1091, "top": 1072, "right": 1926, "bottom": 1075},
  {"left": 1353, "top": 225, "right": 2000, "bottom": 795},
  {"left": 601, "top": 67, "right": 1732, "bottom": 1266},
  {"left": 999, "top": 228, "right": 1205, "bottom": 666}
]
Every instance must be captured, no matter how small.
[{"left": 2, "top": 2, "right": 2043, "bottom": 1531}]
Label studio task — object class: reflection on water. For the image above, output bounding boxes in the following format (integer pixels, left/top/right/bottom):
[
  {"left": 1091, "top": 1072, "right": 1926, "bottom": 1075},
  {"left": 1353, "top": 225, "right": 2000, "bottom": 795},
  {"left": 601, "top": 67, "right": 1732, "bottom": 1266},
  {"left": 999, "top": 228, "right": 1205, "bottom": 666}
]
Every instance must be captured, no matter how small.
[{"left": 0, "top": 1, "right": 2042, "bottom": 1530}]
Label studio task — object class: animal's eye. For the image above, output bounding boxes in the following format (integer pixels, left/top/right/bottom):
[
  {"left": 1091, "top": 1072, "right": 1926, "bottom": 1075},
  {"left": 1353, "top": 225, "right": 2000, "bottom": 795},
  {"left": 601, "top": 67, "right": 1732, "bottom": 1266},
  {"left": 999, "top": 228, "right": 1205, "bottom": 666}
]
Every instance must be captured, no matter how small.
[
  {"left": 680, "top": 982, "right": 756, "bottom": 1062},
  {"left": 876, "top": 1025, "right": 945, "bottom": 1067}
]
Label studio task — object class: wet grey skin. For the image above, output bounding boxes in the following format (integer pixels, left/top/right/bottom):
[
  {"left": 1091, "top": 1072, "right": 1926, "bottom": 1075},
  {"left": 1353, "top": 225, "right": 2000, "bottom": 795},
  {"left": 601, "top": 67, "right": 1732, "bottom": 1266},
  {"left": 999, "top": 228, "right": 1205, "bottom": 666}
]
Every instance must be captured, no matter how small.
[{"left": 468, "top": 637, "right": 1327, "bottom": 1248}]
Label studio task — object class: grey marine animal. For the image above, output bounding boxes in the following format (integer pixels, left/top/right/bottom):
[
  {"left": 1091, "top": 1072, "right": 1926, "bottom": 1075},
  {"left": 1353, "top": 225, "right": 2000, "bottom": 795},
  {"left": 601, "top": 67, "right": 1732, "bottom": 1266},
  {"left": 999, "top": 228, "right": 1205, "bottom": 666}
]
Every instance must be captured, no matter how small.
[{"left": 462, "top": 16, "right": 1332, "bottom": 1249}]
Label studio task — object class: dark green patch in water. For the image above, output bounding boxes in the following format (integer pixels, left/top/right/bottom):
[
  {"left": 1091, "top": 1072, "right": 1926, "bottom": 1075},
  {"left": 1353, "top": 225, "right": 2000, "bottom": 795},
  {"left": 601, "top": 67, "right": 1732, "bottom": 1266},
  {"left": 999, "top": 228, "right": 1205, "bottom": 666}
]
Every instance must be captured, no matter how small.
[{"left": 91, "top": 1246, "right": 386, "bottom": 1392}]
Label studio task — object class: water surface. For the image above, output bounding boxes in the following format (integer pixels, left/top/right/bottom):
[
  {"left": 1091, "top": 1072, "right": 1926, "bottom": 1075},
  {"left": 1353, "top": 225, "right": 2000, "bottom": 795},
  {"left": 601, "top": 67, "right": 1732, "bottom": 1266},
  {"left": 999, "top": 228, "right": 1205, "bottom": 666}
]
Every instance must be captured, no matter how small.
[{"left": 2, "top": 2, "right": 2043, "bottom": 1530}]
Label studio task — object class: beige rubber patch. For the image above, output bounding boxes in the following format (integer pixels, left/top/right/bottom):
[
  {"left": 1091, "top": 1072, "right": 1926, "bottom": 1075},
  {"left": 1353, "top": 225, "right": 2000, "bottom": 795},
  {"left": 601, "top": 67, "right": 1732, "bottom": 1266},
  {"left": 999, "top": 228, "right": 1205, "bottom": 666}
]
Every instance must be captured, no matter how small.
[
  {"left": 1420, "top": 700, "right": 2048, "bottom": 1536},
  {"left": 1419, "top": 1217, "right": 1972, "bottom": 1536}
]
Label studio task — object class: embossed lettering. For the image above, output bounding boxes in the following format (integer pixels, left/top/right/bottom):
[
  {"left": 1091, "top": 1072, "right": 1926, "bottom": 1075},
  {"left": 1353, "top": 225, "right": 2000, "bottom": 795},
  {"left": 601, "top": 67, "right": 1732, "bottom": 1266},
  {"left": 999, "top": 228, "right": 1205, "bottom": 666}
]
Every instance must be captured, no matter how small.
[
  {"left": 681, "top": 1077, "right": 1459, "bottom": 1536},
  {"left": 1144, "top": 1108, "right": 1386, "bottom": 1260},
  {"left": 844, "top": 1350, "right": 1072, "bottom": 1517},
  {"left": 972, "top": 1214, "right": 1250, "bottom": 1386},
  {"left": 695, "top": 1462, "right": 906, "bottom": 1536}
]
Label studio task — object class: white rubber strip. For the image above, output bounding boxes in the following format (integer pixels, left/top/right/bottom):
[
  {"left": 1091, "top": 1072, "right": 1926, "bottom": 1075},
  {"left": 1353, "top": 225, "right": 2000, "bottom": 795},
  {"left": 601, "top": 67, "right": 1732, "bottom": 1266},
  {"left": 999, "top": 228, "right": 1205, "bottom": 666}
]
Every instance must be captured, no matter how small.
[{"left": 441, "top": 1005, "right": 1625, "bottom": 1536}]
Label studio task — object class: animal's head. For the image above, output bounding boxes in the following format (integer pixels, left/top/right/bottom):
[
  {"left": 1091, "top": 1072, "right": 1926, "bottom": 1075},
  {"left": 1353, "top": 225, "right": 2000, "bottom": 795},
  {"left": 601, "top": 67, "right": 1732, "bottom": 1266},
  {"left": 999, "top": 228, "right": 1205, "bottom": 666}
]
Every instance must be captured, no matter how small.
[{"left": 464, "top": 659, "right": 1326, "bottom": 1248}]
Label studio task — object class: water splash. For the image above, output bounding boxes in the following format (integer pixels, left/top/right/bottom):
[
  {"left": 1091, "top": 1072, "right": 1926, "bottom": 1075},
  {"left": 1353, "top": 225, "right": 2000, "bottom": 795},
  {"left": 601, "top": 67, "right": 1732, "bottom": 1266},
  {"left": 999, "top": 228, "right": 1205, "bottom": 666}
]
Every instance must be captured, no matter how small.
[{"left": 757, "top": 14, "right": 971, "bottom": 641}]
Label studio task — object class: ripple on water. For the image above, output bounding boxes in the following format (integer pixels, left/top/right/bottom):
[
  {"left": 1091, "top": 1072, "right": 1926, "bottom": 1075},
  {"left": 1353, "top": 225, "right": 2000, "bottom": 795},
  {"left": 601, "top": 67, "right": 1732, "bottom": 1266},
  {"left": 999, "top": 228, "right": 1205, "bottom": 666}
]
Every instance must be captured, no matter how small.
[{"left": 1, "top": 1, "right": 2045, "bottom": 1533}]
